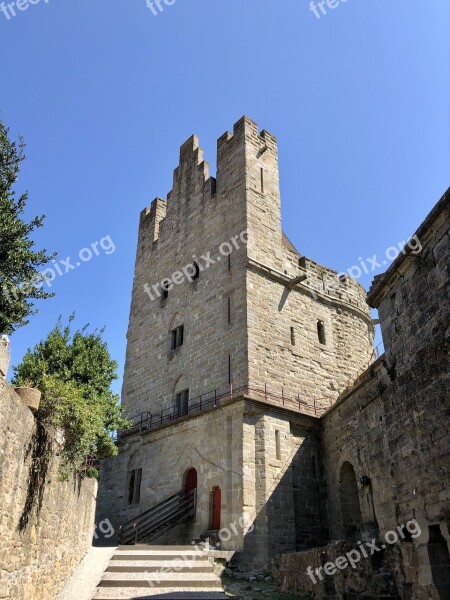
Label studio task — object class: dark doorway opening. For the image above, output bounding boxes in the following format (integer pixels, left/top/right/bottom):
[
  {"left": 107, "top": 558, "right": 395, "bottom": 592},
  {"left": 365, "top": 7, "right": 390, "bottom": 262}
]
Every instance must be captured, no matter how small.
[
  {"left": 427, "top": 524, "right": 450, "bottom": 599},
  {"left": 185, "top": 468, "right": 197, "bottom": 495}
]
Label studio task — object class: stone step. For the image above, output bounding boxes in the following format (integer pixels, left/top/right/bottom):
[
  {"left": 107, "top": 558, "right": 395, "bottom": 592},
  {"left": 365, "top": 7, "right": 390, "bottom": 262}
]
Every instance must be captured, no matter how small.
[
  {"left": 117, "top": 545, "right": 197, "bottom": 551},
  {"left": 93, "top": 545, "right": 227, "bottom": 599},
  {"left": 111, "top": 552, "right": 208, "bottom": 563},
  {"left": 107, "top": 562, "right": 214, "bottom": 572},
  {"left": 100, "top": 572, "right": 221, "bottom": 587},
  {"left": 94, "top": 589, "right": 229, "bottom": 599}
]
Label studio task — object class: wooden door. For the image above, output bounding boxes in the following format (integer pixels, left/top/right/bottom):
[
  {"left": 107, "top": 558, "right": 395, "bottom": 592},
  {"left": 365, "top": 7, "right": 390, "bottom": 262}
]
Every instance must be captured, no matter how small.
[{"left": 212, "top": 487, "right": 221, "bottom": 530}]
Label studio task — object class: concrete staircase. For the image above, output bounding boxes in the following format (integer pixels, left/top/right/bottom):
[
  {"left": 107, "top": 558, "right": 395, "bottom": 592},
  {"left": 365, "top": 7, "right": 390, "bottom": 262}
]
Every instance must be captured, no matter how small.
[{"left": 93, "top": 545, "right": 228, "bottom": 599}]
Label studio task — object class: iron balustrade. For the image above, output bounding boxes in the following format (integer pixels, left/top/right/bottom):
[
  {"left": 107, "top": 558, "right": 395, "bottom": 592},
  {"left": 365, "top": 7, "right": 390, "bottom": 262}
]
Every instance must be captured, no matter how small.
[
  {"left": 116, "top": 383, "right": 321, "bottom": 443},
  {"left": 118, "top": 488, "right": 197, "bottom": 545}
]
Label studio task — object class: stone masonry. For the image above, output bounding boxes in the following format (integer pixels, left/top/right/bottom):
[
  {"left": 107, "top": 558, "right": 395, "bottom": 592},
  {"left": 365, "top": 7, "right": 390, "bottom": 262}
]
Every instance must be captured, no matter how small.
[
  {"left": 0, "top": 379, "right": 97, "bottom": 600},
  {"left": 97, "top": 117, "right": 376, "bottom": 570},
  {"left": 275, "top": 188, "right": 450, "bottom": 598}
]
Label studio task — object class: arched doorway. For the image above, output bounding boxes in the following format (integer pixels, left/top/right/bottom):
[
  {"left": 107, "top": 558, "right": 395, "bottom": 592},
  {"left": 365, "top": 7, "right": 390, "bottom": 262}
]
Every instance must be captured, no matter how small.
[
  {"left": 339, "top": 462, "right": 362, "bottom": 540},
  {"left": 185, "top": 468, "right": 197, "bottom": 495}
]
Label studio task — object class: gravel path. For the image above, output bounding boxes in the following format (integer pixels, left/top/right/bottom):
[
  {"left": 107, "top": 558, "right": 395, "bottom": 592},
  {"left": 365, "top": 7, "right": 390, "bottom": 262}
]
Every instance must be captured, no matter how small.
[{"left": 56, "top": 546, "right": 116, "bottom": 600}]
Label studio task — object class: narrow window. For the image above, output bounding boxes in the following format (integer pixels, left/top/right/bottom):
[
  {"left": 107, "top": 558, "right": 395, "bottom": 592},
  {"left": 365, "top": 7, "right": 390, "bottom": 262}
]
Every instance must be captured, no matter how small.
[
  {"left": 128, "top": 468, "right": 142, "bottom": 505},
  {"left": 260, "top": 168, "right": 264, "bottom": 194},
  {"left": 227, "top": 297, "right": 231, "bottom": 324},
  {"left": 290, "top": 326, "right": 295, "bottom": 346},
  {"left": 228, "top": 253, "right": 231, "bottom": 272},
  {"left": 193, "top": 262, "right": 200, "bottom": 281},
  {"left": 177, "top": 325, "right": 184, "bottom": 347},
  {"left": 161, "top": 286, "right": 169, "bottom": 301},
  {"left": 176, "top": 389, "right": 189, "bottom": 416},
  {"left": 228, "top": 355, "right": 232, "bottom": 385},
  {"left": 317, "top": 320, "right": 326, "bottom": 345},
  {"left": 275, "top": 430, "right": 281, "bottom": 460},
  {"left": 128, "top": 471, "right": 135, "bottom": 505},
  {"left": 171, "top": 325, "right": 184, "bottom": 350},
  {"left": 134, "top": 468, "right": 142, "bottom": 504}
]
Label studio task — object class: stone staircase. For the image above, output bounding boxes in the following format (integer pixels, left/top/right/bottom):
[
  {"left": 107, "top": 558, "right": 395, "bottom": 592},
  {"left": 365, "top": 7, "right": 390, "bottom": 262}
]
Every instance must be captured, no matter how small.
[{"left": 93, "top": 545, "right": 228, "bottom": 599}]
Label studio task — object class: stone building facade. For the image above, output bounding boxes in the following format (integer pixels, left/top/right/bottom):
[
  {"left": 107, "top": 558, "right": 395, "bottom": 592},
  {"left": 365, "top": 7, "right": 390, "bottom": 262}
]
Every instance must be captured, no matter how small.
[
  {"left": 96, "top": 117, "right": 375, "bottom": 567},
  {"left": 96, "top": 118, "right": 449, "bottom": 596}
]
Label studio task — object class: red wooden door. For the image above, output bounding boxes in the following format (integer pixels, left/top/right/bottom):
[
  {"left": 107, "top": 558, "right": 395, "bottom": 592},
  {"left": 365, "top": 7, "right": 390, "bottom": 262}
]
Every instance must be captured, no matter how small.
[
  {"left": 185, "top": 468, "right": 197, "bottom": 494},
  {"left": 212, "top": 487, "right": 221, "bottom": 530}
]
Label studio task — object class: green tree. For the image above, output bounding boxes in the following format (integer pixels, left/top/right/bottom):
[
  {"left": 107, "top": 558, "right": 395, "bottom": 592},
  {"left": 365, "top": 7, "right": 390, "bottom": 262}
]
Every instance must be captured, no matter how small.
[
  {"left": 0, "top": 119, "right": 54, "bottom": 334},
  {"left": 12, "top": 316, "right": 129, "bottom": 476}
]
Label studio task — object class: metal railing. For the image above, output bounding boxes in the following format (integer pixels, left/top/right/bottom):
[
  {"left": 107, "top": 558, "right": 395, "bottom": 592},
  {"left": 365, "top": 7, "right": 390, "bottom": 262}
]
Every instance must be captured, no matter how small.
[
  {"left": 118, "top": 489, "right": 196, "bottom": 545},
  {"left": 374, "top": 341, "right": 385, "bottom": 359},
  {"left": 117, "top": 383, "right": 320, "bottom": 442}
]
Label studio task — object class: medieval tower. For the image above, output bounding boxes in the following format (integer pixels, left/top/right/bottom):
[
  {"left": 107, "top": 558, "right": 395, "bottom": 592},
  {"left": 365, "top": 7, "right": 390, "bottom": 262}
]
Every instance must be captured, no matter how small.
[{"left": 97, "top": 117, "right": 375, "bottom": 567}]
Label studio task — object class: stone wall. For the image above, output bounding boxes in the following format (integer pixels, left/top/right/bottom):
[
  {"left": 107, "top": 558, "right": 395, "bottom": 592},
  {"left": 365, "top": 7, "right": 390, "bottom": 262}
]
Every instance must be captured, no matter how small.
[
  {"left": 273, "top": 540, "right": 401, "bottom": 599},
  {"left": 96, "top": 400, "right": 246, "bottom": 547},
  {"left": 318, "top": 189, "right": 450, "bottom": 599},
  {"left": 0, "top": 379, "right": 97, "bottom": 600},
  {"left": 273, "top": 189, "right": 449, "bottom": 599},
  {"left": 240, "top": 405, "right": 328, "bottom": 569},
  {"left": 96, "top": 396, "right": 327, "bottom": 569}
]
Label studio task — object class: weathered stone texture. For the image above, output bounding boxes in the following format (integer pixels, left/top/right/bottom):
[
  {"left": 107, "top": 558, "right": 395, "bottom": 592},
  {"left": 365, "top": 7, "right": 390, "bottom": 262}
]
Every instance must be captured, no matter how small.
[
  {"left": 316, "top": 189, "right": 450, "bottom": 599},
  {"left": 122, "top": 116, "right": 374, "bottom": 421},
  {"left": 97, "top": 114, "right": 449, "bottom": 597},
  {"left": 0, "top": 379, "right": 97, "bottom": 600},
  {"left": 274, "top": 540, "right": 401, "bottom": 599}
]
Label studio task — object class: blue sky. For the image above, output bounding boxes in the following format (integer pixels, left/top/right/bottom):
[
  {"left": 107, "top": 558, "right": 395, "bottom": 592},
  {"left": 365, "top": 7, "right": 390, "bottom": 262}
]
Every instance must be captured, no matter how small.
[{"left": 1, "top": 0, "right": 449, "bottom": 394}]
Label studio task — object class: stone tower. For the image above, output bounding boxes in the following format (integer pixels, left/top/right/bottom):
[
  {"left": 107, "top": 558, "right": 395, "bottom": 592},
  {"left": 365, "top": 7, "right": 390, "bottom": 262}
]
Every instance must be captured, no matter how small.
[{"left": 97, "top": 117, "right": 374, "bottom": 568}]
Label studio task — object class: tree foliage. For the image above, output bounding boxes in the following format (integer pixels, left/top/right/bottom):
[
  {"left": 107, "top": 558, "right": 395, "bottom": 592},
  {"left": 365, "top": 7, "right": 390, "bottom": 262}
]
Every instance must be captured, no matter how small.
[
  {"left": 0, "top": 119, "right": 55, "bottom": 334},
  {"left": 12, "top": 316, "right": 129, "bottom": 476}
]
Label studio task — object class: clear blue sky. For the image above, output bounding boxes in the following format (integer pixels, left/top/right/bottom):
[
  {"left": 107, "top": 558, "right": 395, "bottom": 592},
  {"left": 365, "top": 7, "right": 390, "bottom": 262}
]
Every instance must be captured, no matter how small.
[{"left": 1, "top": 0, "right": 449, "bottom": 394}]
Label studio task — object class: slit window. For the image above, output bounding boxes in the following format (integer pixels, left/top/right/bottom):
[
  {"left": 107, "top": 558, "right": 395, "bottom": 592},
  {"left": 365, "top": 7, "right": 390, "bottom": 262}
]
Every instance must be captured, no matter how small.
[
  {"left": 317, "top": 320, "right": 326, "bottom": 345},
  {"left": 176, "top": 389, "right": 189, "bottom": 416},
  {"left": 290, "top": 326, "right": 295, "bottom": 346},
  {"left": 171, "top": 325, "right": 184, "bottom": 350},
  {"left": 193, "top": 262, "right": 200, "bottom": 281},
  {"left": 228, "top": 355, "right": 232, "bottom": 384},
  {"left": 228, "top": 254, "right": 231, "bottom": 271},
  {"left": 260, "top": 168, "right": 264, "bottom": 194},
  {"left": 128, "top": 468, "right": 142, "bottom": 505},
  {"left": 161, "top": 279, "right": 173, "bottom": 302},
  {"left": 275, "top": 430, "right": 281, "bottom": 460}
]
